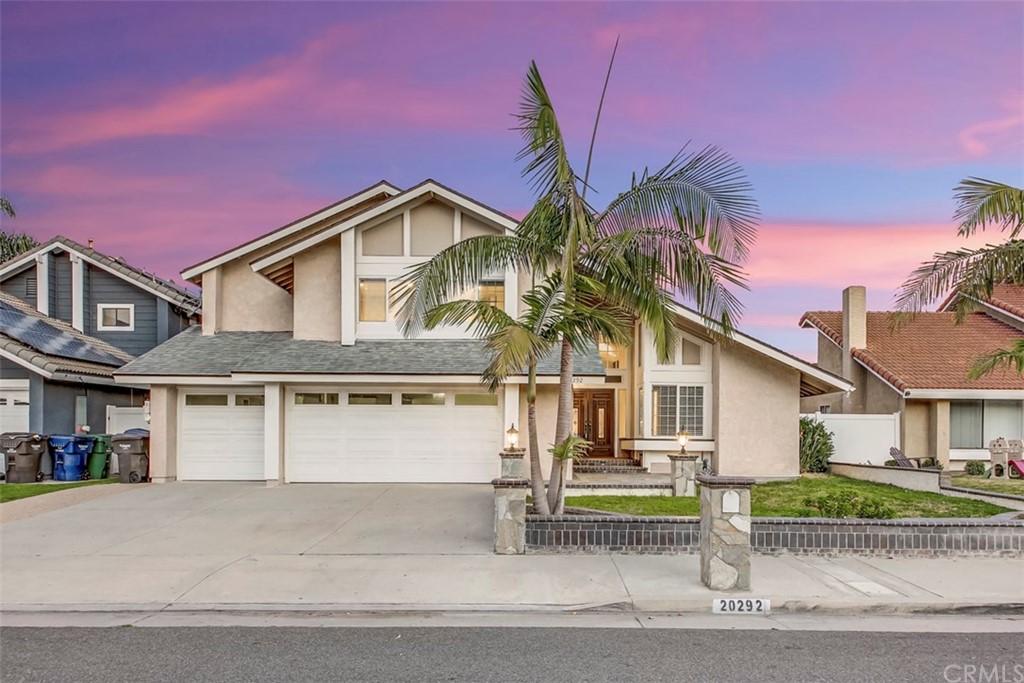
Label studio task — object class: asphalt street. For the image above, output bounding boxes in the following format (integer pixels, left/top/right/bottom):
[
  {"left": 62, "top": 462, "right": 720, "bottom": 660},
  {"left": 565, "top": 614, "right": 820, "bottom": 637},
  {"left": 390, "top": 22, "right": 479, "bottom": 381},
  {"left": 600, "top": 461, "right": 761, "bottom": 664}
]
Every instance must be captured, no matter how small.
[{"left": 2, "top": 626, "right": 1022, "bottom": 682}]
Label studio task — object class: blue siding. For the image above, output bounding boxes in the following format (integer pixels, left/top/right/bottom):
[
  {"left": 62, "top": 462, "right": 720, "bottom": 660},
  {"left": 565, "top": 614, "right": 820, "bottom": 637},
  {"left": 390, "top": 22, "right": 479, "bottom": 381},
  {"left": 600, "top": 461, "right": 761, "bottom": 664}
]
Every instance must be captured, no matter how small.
[
  {"left": 1, "top": 357, "right": 31, "bottom": 380},
  {"left": 0, "top": 266, "right": 35, "bottom": 305},
  {"left": 86, "top": 264, "right": 159, "bottom": 356},
  {"left": 53, "top": 253, "right": 72, "bottom": 323}
]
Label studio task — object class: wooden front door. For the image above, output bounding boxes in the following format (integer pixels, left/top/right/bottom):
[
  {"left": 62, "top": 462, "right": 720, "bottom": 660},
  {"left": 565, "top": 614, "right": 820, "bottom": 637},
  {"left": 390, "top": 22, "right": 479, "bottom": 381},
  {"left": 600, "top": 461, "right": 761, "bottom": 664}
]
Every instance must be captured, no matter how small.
[{"left": 572, "top": 389, "right": 615, "bottom": 457}]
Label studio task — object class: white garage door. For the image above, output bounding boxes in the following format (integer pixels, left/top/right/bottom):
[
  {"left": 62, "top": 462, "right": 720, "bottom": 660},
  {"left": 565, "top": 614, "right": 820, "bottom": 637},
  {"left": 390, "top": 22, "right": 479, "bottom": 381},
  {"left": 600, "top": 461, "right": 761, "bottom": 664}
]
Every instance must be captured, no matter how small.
[
  {"left": 0, "top": 384, "right": 30, "bottom": 434},
  {"left": 179, "top": 391, "right": 265, "bottom": 481},
  {"left": 286, "top": 388, "right": 502, "bottom": 483}
]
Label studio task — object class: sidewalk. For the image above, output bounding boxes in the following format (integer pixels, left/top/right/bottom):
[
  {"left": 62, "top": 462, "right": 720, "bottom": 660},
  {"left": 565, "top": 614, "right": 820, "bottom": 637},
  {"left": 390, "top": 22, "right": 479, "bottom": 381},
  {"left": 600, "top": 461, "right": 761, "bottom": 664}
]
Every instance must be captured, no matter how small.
[{"left": 1, "top": 482, "right": 1021, "bottom": 617}]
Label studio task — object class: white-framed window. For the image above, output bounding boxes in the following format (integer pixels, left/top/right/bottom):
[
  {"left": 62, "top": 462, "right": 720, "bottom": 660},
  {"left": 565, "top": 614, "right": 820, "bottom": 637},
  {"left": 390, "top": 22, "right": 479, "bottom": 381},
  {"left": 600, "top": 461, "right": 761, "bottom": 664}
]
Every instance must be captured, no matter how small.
[
  {"left": 477, "top": 280, "right": 505, "bottom": 308},
  {"left": 951, "top": 400, "right": 1022, "bottom": 449},
  {"left": 96, "top": 304, "right": 135, "bottom": 331},
  {"left": 652, "top": 384, "right": 705, "bottom": 437}
]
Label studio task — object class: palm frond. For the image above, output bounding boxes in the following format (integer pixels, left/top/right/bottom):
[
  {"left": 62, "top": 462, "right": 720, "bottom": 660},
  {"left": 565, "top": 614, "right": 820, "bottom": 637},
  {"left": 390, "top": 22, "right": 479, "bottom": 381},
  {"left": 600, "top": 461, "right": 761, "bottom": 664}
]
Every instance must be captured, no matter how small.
[
  {"left": 481, "top": 324, "right": 552, "bottom": 391},
  {"left": 0, "top": 197, "right": 15, "bottom": 219},
  {"left": 895, "top": 240, "right": 1024, "bottom": 320},
  {"left": 394, "top": 234, "right": 534, "bottom": 337},
  {"left": 515, "top": 61, "right": 577, "bottom": 196},
  {"left": 422, "top": 299, "right": 517, "bottom": 338},
  {"left": 968, "top": 339, "right": 1024, "bottom": 380},
  {"left": 595, "top": 145, "right": 760, "bottom": 264},
  {"left": 954, "top": 178, "right": 1024, "bottom": 238}
]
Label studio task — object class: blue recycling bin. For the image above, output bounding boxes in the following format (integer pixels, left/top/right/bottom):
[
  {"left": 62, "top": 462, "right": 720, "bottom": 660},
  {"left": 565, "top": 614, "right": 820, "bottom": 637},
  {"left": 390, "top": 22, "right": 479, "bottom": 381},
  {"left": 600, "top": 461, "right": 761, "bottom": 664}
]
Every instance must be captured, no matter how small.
[{"left": 50, "top": 435, "right": 93, "bottom": 481}]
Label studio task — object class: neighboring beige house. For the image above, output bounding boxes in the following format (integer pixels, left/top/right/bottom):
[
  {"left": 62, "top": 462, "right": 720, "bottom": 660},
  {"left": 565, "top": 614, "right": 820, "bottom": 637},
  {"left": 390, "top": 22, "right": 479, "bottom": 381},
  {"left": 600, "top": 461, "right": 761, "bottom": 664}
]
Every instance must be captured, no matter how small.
[
  {"left": 800, "top": 285, "right": 1024, "bottom": 470},
  {"left": 116, "top": 179, "right": 851, "bottom": 484}
]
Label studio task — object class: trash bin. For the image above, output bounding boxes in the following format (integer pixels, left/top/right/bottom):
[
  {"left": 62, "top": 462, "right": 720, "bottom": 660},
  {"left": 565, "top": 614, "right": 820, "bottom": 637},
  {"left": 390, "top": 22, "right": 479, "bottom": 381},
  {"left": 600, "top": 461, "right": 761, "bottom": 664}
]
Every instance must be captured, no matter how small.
[
  {"left": 1, "top": 433, "right": 48, "bottom": 483},
  {"left": 112, "top": 432, "right": 149, "bottom": 484},
  {"left": 50, "top": 436, "right": 92, "bottom": 481},
  {"left": 85, "top": 434, "right": 112, "bottom": 480}
]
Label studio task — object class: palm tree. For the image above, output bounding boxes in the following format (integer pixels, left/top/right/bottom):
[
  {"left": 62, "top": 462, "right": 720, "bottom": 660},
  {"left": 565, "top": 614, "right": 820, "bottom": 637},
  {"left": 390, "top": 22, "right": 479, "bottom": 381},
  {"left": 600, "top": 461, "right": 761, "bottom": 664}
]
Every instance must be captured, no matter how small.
[
  {"left": 421, "top": 272, "right": 635, "bottom": 514},
  {"left": 0, "top": 197, "right": 14, "bottom": 218},
  {"left": 0, "top": 230, "right": 38, "bottom": 264},
  {"left": 400, "top": 60, "right": 758, "bottom": 512},
  {"left": 897, "top": 178, "right": 1024, "bottom": 378}
]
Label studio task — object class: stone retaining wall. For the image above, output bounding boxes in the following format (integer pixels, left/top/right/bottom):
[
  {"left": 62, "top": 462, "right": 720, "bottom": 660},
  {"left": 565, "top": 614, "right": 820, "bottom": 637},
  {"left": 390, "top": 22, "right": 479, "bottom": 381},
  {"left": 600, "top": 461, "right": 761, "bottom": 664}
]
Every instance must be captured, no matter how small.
[{"left": 525, "top": 515, "right": 1024, "bottom": 557}]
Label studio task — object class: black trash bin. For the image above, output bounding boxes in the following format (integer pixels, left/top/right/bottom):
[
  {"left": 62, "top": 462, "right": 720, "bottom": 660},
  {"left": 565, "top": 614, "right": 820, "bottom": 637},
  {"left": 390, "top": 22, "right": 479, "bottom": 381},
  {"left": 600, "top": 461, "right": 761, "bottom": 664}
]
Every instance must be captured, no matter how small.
[
  {"left": 112, "top": 431, "right": 149, "bottom": 483},
  {"left": 1, "top": 433, "right": 48, "bottom": 483}
]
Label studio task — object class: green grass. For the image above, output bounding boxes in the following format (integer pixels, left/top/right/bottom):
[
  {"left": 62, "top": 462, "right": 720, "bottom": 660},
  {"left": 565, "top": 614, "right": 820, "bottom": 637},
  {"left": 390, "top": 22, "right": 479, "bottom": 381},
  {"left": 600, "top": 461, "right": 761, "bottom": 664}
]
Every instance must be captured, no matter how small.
[
  {"left": 951, "top": 474, "right": 1024, "bottom": 497},
  {"left": 0, "top": 478, "right": 116, "bottom": 504},
  {"left": 567, "top": 475, "right": 1010, "bottom": 518}
]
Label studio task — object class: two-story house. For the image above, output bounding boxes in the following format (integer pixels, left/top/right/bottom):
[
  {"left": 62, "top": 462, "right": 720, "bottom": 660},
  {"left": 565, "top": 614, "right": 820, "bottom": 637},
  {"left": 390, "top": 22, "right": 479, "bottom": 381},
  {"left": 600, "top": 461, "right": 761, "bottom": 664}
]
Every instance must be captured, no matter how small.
[
  {"left": 0, "top": 236, "right": 200, "bottom": 435},
  {"left": 116, "top": 180, "right": 850, "bottom": 484},
  {"left": 800, "top": 285, "right": 1024, "bottom": 470}
]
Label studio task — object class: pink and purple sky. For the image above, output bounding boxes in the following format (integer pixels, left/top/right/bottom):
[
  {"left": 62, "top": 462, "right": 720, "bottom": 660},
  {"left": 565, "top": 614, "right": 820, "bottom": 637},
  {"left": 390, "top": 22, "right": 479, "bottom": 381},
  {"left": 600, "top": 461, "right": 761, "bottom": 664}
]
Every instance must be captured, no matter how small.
[{"left": 1, "top": 1, "right": 1022, "bottom": 357}]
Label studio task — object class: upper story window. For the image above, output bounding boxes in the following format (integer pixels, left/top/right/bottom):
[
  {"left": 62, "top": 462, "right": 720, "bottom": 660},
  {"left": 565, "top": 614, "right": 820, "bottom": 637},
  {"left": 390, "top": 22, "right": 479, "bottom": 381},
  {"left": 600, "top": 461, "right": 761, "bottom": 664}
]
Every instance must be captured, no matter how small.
[
  {"left": 358, "top": 279, "right": 387, "bottom": 322},
  {"left": 97, "top": 304, "right": 134, "bottom": 332},
  {"left": 598, "top": 340, "right": 624, "bottom": 370},
  {"left": 477, "top": 280, "right": 504, "bottom": 308},
  {"left": 652, "top": 384, "right": 705, "bottom": 437}
]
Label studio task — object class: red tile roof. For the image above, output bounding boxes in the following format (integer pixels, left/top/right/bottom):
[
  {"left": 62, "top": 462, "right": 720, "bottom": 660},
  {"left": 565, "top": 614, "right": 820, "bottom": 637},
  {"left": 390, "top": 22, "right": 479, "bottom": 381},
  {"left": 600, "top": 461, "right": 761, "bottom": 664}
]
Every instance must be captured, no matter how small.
[
  {"left": 986, "top": 284, "right": 1024, "bottom": 319},
  {"left": 799, "top": 310, "right": 1024, "bottom": 391}
]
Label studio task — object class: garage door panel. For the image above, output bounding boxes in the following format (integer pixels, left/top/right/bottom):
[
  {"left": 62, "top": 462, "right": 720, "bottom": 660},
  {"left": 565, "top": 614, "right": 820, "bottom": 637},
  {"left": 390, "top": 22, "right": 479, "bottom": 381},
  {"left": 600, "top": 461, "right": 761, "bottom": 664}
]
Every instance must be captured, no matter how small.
[
  {"left": 286, "top": 388, "right": 502, "bottom": 483},
  {"left": 179, "top": 397, "right": 264, "bottom": 481}
]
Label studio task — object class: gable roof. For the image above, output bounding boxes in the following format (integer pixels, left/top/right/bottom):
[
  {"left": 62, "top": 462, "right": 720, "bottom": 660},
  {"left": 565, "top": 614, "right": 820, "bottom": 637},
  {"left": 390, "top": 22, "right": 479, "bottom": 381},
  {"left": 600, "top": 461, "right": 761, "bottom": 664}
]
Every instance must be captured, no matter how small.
[
  {"left": 937, "top": 283, "right": 1024, "bottom": 324},
  {"left": 672, "top": 305, "right": 853, "bottom": 397},
  {"left": 0, "top": 236, "right": 201, "bottom": 311},
  {"left": 180, "top": 181, "right": 401, "bottom": 282},
  {"left": 0, "top": 291, "right": 134, "bottom": 384},
  {"left": 799, "top": 310, "right": 1024, "bottom": 394},
  {"left": 249, "top": 179, "right": 519, "bottom": 274}
]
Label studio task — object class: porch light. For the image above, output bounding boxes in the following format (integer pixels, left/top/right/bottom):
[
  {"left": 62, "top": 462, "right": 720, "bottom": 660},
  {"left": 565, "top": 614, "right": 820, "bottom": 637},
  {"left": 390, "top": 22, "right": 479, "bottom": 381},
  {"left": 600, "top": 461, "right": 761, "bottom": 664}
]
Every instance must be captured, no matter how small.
[
  {"left": 676, "top": 429, "right": 690, "bottom": 454},
  {"left": 506, "top": 424, "right": 520, "bottom": 449}
]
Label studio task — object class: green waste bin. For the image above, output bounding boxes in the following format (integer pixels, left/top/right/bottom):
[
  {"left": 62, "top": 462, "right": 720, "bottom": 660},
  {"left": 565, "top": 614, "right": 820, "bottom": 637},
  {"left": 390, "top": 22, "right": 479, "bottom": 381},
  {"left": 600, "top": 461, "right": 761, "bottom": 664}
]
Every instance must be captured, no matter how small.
[{"left": 86, "top": 434, "right": 112, "bottom": 480}]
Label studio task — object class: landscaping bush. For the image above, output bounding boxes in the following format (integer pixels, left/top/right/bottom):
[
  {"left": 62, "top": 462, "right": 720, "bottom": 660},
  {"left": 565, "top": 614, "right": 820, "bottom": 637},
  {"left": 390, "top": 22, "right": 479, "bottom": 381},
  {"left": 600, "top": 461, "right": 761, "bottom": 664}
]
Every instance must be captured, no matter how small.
[
  {"left": 964, "top": 460, "right": 986, "bottom": 476},
  {"left": 884, "top": 459, "right": 899, "bottom": 467},
  {"left": 918, "top": 458, "right": 944, "bottom": 471},
  {"left": 802, "top": 491, "right": 896, "bottom": 519},
  {"left": 799, "top": 417, "right": 835, "bottom": 473}
]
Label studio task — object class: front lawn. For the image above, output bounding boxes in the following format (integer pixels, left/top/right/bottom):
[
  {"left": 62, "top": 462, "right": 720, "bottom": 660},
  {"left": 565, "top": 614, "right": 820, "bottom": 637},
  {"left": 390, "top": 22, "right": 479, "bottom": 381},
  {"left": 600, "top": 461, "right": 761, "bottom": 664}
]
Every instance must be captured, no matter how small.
[
  {"left": 950, "top": 474, "right": 1024, "bottom": 497},
  {"left": 567, "top": 475, "right": 1009, "bottom": 519},
  {"left": 0, "top": 478, "right": 116, "bottom": 504}
]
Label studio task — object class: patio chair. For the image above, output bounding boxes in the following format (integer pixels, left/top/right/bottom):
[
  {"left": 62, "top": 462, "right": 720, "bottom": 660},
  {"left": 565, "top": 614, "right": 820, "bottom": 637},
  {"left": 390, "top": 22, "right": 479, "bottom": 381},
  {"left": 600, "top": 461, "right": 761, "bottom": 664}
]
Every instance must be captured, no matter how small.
[{"left": 888, "top": 447, "right": 926, "bottom": 468}]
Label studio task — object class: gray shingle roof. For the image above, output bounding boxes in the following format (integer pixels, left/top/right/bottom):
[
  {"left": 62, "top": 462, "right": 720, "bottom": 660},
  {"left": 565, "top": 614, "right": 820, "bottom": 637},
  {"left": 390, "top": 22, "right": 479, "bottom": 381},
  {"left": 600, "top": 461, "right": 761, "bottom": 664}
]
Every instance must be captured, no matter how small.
[
  {"left": 117, "top": 327, "right": 606, "bottom": 378},
  {"left": 0, "top": 236, "right": 201, "bottom": 311},
  {"left": 0, "top": 291, "right": 134, "bottom": 380}
]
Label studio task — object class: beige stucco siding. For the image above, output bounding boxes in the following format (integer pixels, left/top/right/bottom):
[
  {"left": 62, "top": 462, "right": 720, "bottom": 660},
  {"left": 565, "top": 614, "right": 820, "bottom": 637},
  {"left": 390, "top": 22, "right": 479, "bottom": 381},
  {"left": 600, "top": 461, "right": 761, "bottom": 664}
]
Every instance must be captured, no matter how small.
[
  {"left": 147, "top": 386, "right": 178, "bottom": 482},
  {"left": 293, "top": 237, "right": 341, "bottom": 341},
  {"left": 902, "top": 400, "right": 929, "bottom": 458},
  {"left": 714, "top": 341, "right": 801, "bottom": 477},
  {"left": 218, "top": 259, "right": 293, "bottom": 332},
  {"left": 518, "top": 384, "right": 559, "bottom": 480},
  {"left": 410, "top": 201, "right": 454, "bottom": 256}
]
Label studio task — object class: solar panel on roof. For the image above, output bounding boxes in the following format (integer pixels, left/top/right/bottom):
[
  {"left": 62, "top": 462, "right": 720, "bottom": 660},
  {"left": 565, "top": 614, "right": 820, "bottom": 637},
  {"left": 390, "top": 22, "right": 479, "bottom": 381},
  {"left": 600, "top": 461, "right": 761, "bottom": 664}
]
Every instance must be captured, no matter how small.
[{"left": 0, "top": 300, "right": 124, "bottom": 366}]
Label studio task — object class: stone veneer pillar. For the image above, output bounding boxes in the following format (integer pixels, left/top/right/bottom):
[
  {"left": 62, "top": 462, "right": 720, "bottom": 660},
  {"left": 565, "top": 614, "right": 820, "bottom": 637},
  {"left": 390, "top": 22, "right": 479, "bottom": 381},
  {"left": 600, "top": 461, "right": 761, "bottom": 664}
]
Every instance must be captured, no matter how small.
[
  {"left": 492, "top": 478, "right": 529, "bottom": 555},
  {"left": 499, "top": 449, "right": 525, "bottom": 478},
  {"left": 668, "top": 454, "right": 698, "bottom": 497},
  {"left": 697, "top": 474, "right": 754, "bottom": 591}
]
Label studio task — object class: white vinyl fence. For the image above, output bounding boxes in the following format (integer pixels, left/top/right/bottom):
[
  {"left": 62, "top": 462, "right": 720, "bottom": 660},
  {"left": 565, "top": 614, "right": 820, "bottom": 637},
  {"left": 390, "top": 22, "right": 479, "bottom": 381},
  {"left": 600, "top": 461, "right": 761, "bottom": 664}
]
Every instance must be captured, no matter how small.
[{"left": 802, "top": 412, "right": 900, "bottom": 466}]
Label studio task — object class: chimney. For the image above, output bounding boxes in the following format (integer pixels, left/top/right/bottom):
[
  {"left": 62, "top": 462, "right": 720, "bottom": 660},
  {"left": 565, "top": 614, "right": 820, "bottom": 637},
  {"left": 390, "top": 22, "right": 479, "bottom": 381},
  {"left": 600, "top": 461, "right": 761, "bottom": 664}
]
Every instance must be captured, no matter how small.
[
  {"left": 87, "top": 239, "right": 95, "bottom": 249},
  {"left": 841, "top": 286, "right": 867, "bottom": 412}
]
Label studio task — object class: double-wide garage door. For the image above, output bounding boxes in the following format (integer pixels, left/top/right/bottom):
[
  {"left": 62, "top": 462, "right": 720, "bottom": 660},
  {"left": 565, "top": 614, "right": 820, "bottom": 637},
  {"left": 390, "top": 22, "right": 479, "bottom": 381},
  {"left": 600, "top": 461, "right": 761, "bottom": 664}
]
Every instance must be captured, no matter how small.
[{"left": 286, "top": 387, "right": 502, "bottom": 483}]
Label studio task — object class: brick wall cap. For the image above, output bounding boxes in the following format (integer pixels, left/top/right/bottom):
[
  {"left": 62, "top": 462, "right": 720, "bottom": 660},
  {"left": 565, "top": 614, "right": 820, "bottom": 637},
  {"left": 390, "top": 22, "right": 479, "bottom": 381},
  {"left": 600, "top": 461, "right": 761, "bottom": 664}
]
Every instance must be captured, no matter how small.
[{"left": 491, "top": 478, "right": 530, "bottom": 488}]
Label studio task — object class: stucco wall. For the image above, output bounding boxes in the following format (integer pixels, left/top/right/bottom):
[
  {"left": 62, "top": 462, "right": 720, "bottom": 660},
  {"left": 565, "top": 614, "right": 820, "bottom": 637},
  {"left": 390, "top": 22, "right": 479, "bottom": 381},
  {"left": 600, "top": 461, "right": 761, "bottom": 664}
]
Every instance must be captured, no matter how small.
[
  {"left": 148, "top": 385, "right": 178, "bottom": 483},
  {"left": 293, "top": 237, "right": 341, "bottom": 341},
  {"left": 862, "top": 370, "right": 901, "bottom": 414},
  {"left": 518, "top": 383, "right": 559, "bottom": 480},
  {"left": 218, "top": 258, "right": 293, "bottom": 332},
  {"left": 902, "top": 400, "right": 930, "bottom": 458},
  {"left": 714, "top": 341, "right": 801, "bottom": 477}
]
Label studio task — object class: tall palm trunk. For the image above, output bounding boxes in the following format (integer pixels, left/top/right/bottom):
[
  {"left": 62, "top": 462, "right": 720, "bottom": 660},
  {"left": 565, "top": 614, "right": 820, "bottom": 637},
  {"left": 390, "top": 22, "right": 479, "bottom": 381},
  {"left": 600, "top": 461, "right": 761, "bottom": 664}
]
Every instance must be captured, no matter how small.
[
  {"left": 546, "top": 335, "right": 575, "bottom": 513},
  {"left": 526, "top": 358, "right": 550, "bottom": 515}
]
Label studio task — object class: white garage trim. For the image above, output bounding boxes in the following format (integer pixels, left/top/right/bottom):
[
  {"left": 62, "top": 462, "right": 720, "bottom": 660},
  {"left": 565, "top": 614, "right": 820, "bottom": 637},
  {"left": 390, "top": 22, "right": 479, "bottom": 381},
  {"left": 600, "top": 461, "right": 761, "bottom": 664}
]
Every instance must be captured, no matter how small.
[
  {"left": 285, "top": 384, "right": 503, "bottom": 483},
  {"left": 0, "top": 380, "right": 30, "bottom": 434},
  {"left": 177, "top": 388, "right": 266, "bottom": 481}
]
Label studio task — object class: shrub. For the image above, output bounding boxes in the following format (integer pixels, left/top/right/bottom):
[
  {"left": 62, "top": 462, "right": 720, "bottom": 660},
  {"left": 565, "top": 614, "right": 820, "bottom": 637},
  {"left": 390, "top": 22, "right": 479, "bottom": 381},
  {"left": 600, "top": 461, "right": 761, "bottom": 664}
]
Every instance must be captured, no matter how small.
[
  {"left": 964, "top": 460, "right": 986, "bottom": 476},
  {"left": 884, "top": 459, "right": 899, "bottom": 467},
  {"left": 802, "top": 491, "right": 896, "bottom": 519},
  {"left": 799, "top": 417, "right": 835, "bottom": 473},
  {"left": 918, "top": 458, "right": 944, "bottom": 471}
]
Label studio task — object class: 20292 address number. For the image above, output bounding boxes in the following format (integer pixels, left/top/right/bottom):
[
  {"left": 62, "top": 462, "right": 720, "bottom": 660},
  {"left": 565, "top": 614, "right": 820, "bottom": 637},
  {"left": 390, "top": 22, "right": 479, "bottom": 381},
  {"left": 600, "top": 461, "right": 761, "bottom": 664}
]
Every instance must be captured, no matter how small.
[{"left": 712, "top": 598, "right": 770, "bottom": 614}]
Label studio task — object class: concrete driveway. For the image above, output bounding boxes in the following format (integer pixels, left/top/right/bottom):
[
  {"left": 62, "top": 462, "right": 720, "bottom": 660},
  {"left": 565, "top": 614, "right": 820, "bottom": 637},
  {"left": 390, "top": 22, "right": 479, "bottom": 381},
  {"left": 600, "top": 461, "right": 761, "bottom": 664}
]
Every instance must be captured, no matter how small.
[{"left": 0, "top": 483, "right": 494, "bottom": 558}]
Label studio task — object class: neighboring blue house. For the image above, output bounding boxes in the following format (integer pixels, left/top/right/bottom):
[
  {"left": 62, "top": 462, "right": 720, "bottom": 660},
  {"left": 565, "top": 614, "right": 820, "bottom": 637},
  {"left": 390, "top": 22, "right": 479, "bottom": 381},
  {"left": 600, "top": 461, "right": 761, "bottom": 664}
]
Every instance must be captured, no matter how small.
[{"left": 0, "top": 236, "right": 200, "bottom": 435}]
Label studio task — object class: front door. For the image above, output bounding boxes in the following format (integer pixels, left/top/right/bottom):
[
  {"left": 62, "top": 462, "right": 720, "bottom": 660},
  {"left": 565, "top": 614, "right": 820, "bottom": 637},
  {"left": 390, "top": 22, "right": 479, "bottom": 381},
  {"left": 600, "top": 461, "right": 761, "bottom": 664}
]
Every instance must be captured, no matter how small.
[{"left": 572, "top": 389, "right": 615, "bottom": 457}]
